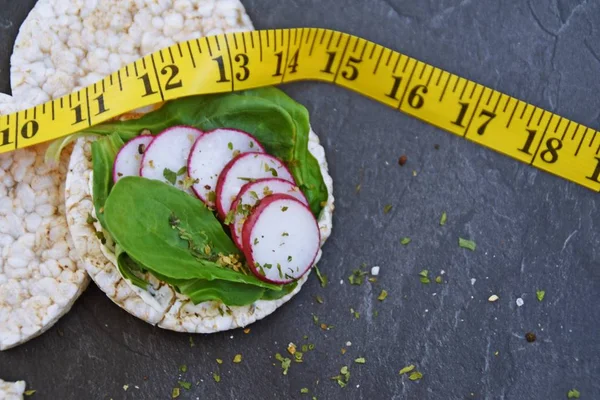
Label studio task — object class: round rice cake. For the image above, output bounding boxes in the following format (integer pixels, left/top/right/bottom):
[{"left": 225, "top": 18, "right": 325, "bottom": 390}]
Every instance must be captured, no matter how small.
[
  {"left": 66, "top": 129, "right": 334, "bottom": 332},
  {"left": 0, "top": 94, "right": 89, "bottom": 351},
  {"left": 10, "top": 0, "right": 254, "bottom": 107},
  {"left": 0, "top": 379, "right": 26, "bottom": 400}
]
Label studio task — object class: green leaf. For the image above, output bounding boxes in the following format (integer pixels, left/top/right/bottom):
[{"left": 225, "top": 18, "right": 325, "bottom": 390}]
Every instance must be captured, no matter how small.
[
  {"left": 440, "top": 211, "right": 447, "bottom": 226},
  {"left": 377, "top": 290, "right": 388, "bottom": 301},
  {"left": 400, "top": 237, "right": 411, "bottom": 245},
  {"left": 384, "top": 204, "right": 393, "bottom": 214},
  {"left": 459, "top": 238, "right": 476, "bottom": 251},
  {"left": 104, "top": 177, "right": 280, "bottom": 291},
  {"left": 300, "top": 388, "right": 309, "bottom": 394},
  {"left": 354, "top": 357, "right": 366, "bottom": 364},
  {"left": 115, "top": 244, "right": 149, "bottom": 289},
  {"left": 567, "top": 389, "right": 580, "bottom": 398},
  {"left": 91, "top": 132, "right": 124, "bottom": 229},
  {"left": 536, "top": 290, "right": 545, "bottom": 302},
  {"left": 24, "top": 390, "right": 36, "bottom": 396}
]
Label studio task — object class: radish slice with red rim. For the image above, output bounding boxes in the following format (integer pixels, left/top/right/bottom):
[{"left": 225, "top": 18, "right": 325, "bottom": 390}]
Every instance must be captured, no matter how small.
[
  {"left": 112, "top": 135, "right": 153, "bottom": 183},
  {"left": 242, "top": 193, "right": 320, "bottom": 284},
  {"left": 228, "top": 178, "right": 307, "bottom": 250},
  {"left": 215, "top": 153, "right": 294, "bottom": 218},
  {"left": 140, "top": 125, "right": 203, "bottom": 193},
  {"left": 188, "top": 128, "right": 264, "bottom": 207}
]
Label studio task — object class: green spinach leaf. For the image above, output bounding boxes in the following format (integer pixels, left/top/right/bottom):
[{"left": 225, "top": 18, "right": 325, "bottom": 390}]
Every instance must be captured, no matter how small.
[
  {"left": 115, "top": 244, "right": 148, "bottom": 289},
  {"left": 91, "top": 132, "right": 124, "bottom": 229},
  {"left": 176, "top": 279, "right": 265, "bottom": 306},
  {"left": 104, "top": 177, "right": 281, "bottom": 290}
]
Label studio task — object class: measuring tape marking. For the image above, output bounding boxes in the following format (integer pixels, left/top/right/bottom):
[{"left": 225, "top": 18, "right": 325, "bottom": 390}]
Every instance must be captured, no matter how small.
[{"left": 0, "top": 28, "right": 599, "bottom": 191}]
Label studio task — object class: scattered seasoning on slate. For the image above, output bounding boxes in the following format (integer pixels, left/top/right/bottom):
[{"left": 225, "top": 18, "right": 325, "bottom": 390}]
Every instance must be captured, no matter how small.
[
  {"left": 399, "top": 365, "right": 415, "bottom": 375},
  {"left": 287, "top": 343, "right": 297, "bottom": 355},
  {"left": 408, "top": 371, "right": 423, "bottom": 381},
  {"left": 275, "top": 353, "right": 292, "bottom": 375},
  {"left": 331, "top": 366, "right": 351, "bottom": 388},
  {"left": 315, "top": 265, "right": 328, "bottom": 288},
  {"left": 536, "top": 290, "right": 545, "bottom": 302},
  {"left": 525, "top": 332, "right": 536, "bottom": 342},
  {"left": 567, "top": 389, "right": 581, "bottom": 398},
  {"left": 349, "top": 267, "right": 369, "bottom": 285},
  {"left": 398, "top": 154, "right": 407, "bottom": 166},
  {"left": 440, "top": 212, "right": 447, "bottom": 226},
  {"left": 459, "top": 238, "right": 476, "bottom": 251}
]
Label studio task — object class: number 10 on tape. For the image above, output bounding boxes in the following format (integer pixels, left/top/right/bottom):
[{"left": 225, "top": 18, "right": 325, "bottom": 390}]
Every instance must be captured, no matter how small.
[{"left": 0, "top": 28, "right": 599, "bottom": 192}]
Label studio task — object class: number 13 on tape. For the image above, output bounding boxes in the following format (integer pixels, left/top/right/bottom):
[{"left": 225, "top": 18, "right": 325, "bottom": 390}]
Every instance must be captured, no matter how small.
[{"left": 0, "top": 28, "right": 599, "bottom": 192}]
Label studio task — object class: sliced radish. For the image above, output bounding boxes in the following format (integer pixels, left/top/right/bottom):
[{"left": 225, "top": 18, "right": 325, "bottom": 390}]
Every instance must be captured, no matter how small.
[
  {"left": 242, "top": 194, "right": 320, "bottom": 284},
  {"left": 215, "top": 153, "right": 294, "bottom": 218},
  {"left": 140, "top": 126, "right": 203, "bottom": 192},
  {"left": 188, "top": 128, "right": 265, "bottom": 207},
  {"left": 228, "top": 178, "right": 308, "bottom": 250},
  {"left": 112, "top": 135, "right": 153, "bottom": 183}
]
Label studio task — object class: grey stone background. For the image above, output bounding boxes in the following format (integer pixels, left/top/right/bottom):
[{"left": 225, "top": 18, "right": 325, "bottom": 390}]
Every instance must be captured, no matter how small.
[{"left": 0, "top": 0, "right": 599, "bottom": 399}]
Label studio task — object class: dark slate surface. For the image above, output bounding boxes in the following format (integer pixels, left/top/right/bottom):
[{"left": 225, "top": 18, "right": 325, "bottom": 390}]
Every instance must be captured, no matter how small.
[{"left": 1, "top": 0, "right": 599, "bottom": 399}]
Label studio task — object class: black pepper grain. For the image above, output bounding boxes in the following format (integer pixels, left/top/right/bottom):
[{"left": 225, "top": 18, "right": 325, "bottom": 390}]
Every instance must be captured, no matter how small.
[{"left": 525, "top": 332, "right": 536, "bottom": 342}]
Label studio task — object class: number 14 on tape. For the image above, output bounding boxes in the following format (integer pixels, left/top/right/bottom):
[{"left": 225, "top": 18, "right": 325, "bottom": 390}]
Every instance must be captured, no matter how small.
[{"left": 0, "top": 28, "right": 599, "bottom": 192}]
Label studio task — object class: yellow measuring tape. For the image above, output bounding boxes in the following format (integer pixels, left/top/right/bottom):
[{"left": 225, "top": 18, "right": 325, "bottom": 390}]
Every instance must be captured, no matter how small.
[{"left": 1, "top": 28, "right": 599, "bottom": 191}]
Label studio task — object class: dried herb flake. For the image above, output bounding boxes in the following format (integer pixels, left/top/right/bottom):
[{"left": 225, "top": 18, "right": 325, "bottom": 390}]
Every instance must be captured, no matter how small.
[
  {"left": 163, "top": 168, "right": 177, "bottom": 185},
  {"left": 440, "top": 211, "right": 447, "bottom": 226},
  {"left": 536, "top": 290, "right": 545, "bottom": 302},
  {"left": 401, "top": 237, "right": 411, "bottom": 245},
  {"left": 458, "top": 238, "right": 476, "bottom": 251},
  {"left": 399, "top": 365, "right": 415, "bottom": 375},
  {"left": 377, "top": 290, "right": 388, "bottom": 301}
]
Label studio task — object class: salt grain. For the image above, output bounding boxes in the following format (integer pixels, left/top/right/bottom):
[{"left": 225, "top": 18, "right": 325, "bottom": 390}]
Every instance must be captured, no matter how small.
[{"left": 516, "top": 298, "right": 524, "bottom": 307}]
